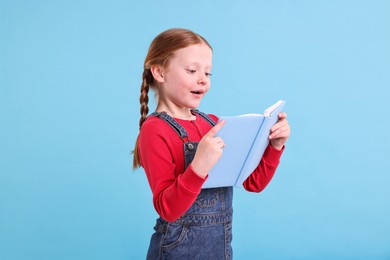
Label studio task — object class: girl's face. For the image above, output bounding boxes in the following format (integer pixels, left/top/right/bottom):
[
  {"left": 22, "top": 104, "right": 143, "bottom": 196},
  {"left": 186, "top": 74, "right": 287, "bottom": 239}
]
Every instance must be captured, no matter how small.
[{"left": 157, "top": 43, "right": 213, "bottom": 114}]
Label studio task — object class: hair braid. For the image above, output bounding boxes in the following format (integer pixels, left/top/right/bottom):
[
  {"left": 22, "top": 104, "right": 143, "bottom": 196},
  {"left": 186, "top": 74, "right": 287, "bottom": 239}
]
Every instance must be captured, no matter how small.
[
  {"left": 133, "top": 69, "right": 153, "bottom": 168},
  {"left": 139, "top": 69, "right": 151, "bottom": 129}
]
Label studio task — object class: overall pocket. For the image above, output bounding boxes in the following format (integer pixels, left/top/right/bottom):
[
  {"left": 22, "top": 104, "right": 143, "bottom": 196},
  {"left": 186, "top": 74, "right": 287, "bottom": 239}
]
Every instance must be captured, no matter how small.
[{"left": 161, "top": 223, "right": 188, "bottom": 251}]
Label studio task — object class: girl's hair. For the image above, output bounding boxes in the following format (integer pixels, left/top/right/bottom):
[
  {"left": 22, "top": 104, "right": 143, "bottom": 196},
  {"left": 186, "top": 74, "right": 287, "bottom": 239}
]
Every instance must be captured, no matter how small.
[{"left": 133, "top": 28, "right": 212, "bottom": 169}]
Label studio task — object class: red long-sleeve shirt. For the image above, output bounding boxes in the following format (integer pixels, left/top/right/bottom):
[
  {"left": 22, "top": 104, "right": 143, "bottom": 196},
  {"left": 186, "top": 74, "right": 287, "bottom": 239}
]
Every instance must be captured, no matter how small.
[{"left": 138, "top": 113, "right": 284, "bottom": 222}]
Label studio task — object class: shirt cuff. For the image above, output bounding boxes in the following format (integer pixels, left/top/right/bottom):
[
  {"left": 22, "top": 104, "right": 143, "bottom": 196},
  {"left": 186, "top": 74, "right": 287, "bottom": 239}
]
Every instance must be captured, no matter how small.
[
  {"left": 178, "top": 164, "right": 207, "bottom": 193},
  {"left": 263, "top": 144, "right": 284, "bottom": 166}
]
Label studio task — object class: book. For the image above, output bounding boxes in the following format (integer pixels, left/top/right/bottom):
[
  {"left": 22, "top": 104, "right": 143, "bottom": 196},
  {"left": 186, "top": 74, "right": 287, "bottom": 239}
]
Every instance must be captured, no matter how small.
[{"left": 202, "top": 100, "right": 286, "bottom": 188}]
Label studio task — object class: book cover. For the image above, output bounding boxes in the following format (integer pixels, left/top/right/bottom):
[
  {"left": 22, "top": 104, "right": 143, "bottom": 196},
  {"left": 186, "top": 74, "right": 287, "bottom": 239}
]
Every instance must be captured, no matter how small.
[{"left": 202, "top": 100, "right": 286, "bottom": 188}]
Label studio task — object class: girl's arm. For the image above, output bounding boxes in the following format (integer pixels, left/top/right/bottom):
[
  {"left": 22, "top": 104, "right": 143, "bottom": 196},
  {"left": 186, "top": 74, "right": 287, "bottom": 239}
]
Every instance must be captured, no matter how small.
[
  {"left": 243, "top": 144, "right": 283, "bottom": 192},
  {"left": 138, "top": 118, "right": 225, "bottom": 222},
  {"left": 243, "top": 113, "right": 290, "bottom": 192},
  {"left": 138, "top": 122, "right": 205, "bottom": 222}
]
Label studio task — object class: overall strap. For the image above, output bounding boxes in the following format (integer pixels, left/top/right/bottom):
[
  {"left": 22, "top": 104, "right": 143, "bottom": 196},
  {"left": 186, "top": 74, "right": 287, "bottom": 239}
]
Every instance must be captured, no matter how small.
[
  {"left": 191, "top": 110, "right": 217, "bottom": 127},
  {"left": 150, "top": 112, "right": 189, "bottom": 142},
  {"left": 150, "top": 110, "right": 216, "bottom": 141}
]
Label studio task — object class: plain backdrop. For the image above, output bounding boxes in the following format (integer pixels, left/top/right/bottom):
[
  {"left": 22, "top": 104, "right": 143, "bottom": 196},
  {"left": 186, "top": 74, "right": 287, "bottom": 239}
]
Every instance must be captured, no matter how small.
[{"left": 1, "top": 1, "right": 389, "bottom": 259}]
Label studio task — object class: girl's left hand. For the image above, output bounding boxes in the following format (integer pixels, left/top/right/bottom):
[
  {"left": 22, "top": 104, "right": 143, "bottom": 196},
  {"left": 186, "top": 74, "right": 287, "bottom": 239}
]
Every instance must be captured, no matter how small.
[{"left": 269, "top": 112, "right": 290, "bottom": 150}]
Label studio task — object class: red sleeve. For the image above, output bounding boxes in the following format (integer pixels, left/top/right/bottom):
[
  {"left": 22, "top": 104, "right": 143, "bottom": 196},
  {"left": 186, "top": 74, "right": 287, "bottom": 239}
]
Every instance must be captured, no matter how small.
[
  {"left": 243, "top": 144, "right": 284, "bottom": 192},
  {"left": 138, "top": 119, "right": 207, "bottom": 222}
]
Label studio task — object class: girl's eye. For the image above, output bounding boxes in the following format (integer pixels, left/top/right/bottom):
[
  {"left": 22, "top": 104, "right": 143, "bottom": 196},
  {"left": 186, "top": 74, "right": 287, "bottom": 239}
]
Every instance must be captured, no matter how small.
[{"left": 186, "top": 69, "right": 212, "bottom": 77}]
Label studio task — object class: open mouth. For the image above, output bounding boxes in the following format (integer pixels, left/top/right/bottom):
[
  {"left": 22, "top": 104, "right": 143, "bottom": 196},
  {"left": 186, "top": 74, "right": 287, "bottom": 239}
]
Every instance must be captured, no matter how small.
[{"left": 191, "top": 91, "right": 203, "bottom": 95}]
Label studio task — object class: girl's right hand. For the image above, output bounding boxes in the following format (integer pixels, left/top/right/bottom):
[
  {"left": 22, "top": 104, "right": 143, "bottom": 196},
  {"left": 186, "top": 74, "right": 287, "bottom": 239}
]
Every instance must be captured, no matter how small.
[{"left": 191, "top": 120, "right": 226, "bottom": 178}]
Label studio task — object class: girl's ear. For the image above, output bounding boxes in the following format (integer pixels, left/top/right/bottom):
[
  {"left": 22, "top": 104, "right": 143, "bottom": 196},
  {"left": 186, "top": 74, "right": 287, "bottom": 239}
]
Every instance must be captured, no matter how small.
[{"left": 150, "top": 65, "right": 165, "bottom": 84}]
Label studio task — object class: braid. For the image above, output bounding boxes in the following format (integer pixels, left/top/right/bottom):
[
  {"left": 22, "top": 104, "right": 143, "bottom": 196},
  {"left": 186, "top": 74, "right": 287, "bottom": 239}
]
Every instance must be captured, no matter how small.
[
  {"left": 139, "top": 69, "right": 151, "bottom": 129},
  {"left": 133, "top": 68, "right": 153, "bottom": 169}
]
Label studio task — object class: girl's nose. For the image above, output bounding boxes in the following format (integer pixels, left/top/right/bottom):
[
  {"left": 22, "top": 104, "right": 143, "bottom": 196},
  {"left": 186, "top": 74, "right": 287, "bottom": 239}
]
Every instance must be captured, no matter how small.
[{"left": 197, "top": 74, "right": 207, "bottom": 85}]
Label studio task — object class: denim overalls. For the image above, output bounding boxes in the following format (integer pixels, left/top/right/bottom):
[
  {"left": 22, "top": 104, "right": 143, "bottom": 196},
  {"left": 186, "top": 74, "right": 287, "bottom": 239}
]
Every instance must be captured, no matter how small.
[{"left": 146, "top": 110, "right": 234, "bottom": 260}]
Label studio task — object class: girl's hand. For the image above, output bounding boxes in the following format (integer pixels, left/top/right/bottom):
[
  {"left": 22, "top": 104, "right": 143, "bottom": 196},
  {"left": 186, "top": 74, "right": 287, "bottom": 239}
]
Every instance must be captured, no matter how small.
[
  {"left": 191, "top": 120, "right": 226, "bottom": 178},
  {"left": 269, "top": 112, "right": 290, "bottom": 150}
]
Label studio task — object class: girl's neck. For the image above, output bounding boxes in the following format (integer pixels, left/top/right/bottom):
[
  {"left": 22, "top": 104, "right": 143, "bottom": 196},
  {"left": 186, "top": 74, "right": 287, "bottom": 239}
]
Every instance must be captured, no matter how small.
[{"left": 156, "top": 104, "right": 196, "bottom": 121}]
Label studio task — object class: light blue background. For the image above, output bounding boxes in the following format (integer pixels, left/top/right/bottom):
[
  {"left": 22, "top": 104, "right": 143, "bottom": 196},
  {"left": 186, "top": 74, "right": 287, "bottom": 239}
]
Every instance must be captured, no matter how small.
[{"left": 1, "top": 1, "right": 389, "bottom": 259}]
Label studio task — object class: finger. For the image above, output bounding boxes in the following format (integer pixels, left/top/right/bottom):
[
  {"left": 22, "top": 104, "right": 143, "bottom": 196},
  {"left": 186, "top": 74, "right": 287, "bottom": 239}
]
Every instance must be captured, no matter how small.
[
  {"left": 218, "top": 140, "right": 225, "bottom": 149},
  {"left": 271, "top": 119, "right": 289, "bottom": 132},
  {"left": 270, "top": 123, "right": 290, "bottom": 136},
  {"left": 215, "top": 138, "right": 225, "bottom": 148},
  {"left": 205, "top": 120, "right": 225, "bottom": 138},
  {"left": 269, "top": 126, "right": 290, "bottom": 139},
  {"left": 213, "top": 136, "right": 224, "bottom": 144},
  {"left": 212, "top": 136, "right": 225, "bottom": 148},
  {"left": 278, "top": 112, "right": 287, "bottom": 119}
]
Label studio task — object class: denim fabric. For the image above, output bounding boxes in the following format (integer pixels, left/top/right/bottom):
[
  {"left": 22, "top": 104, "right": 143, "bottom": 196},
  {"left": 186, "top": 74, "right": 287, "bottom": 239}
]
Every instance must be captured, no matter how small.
[{"left": 147, "top": 111, "right": 233, "bottom": 260}]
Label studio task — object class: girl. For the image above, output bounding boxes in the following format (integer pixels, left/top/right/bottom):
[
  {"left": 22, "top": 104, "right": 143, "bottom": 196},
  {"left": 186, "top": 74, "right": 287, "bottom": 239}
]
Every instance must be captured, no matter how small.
[{"left": 133, "top": 28, "right": 290, "bottom": 259}]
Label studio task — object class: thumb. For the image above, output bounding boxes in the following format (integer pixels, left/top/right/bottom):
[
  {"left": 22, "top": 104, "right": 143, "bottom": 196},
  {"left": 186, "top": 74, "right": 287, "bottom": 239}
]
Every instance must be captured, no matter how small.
[{"left": 205, "top": 120, "right": 225, "bottom": 138}]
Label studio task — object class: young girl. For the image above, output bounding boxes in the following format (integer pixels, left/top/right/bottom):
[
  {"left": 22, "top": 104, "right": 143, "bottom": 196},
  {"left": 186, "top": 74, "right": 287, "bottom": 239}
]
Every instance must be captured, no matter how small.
[{"left": 133, "top": 28, "right": 290, "bottom": 259}]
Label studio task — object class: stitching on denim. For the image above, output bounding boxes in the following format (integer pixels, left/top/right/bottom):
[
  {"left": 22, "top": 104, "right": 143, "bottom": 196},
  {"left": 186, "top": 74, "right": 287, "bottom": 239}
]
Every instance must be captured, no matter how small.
[
  {"left": 151, "top": 112, "right": 188, "bottom": 139},
  {"left": 161, "top": 225, "right": 188, "bottom": 251},
  {"left": 191, "top": 110, "right": 217, "bottom": 127}
]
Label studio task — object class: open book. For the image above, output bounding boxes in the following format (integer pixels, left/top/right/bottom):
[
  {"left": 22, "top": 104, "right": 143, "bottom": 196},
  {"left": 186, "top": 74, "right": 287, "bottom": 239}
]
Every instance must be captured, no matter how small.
[{"left": 202, "top": 100, "right": 286, "bottom": 188}]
